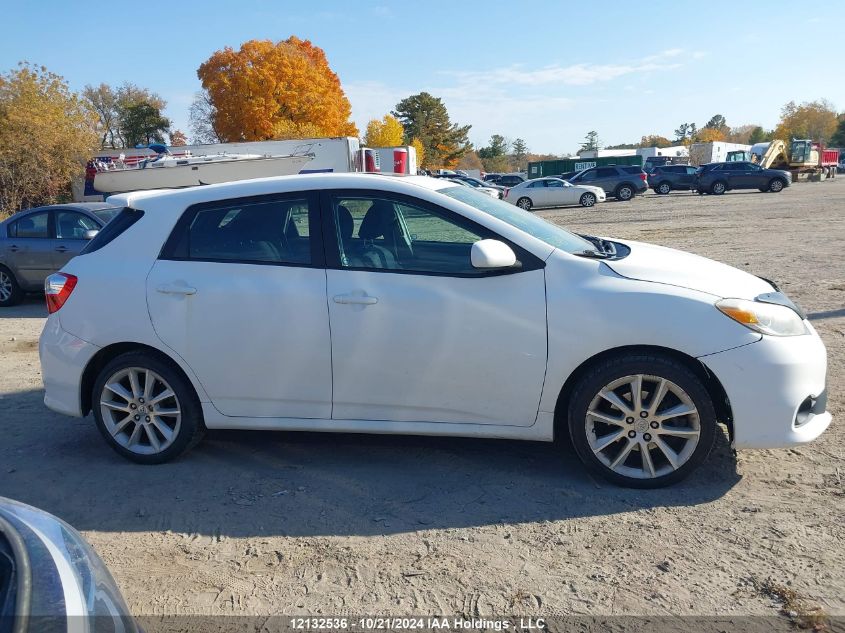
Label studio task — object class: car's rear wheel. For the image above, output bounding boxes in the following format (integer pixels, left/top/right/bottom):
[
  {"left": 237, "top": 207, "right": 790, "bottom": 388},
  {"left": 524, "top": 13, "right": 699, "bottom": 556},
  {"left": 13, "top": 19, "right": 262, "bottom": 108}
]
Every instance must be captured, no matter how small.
[
  {"left": 769, "top": 178, "right": 785, "bottom": 193},
  {"left": 516, "top": 197, "right": 533, "bottom": 211},
  {"left": 0, "top": 266, "right": 23, "bottom": 308},
  {"left": 567, "top": 353, "right": 717, "bottom": 488},
  {"left": 93, "top": 351, "right": 205, "bottom": 464},
  {"left": 657, "top": 182, "right": 671, "bottom": 195},
  {"left": 615, "top": 185, "right": 634, "bottom": 201},
  {"left": 579, "top": 192, "right": 597, "bottom": 207},
  {"left": 710, "top": 181, "right": 727, "bottom": 195}
]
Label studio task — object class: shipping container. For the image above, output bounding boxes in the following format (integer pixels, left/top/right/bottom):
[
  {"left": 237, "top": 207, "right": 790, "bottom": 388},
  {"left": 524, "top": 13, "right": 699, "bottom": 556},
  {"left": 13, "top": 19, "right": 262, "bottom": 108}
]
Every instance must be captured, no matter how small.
[{"left": 527, "top": 154, "right": 643, "bottom": 179}]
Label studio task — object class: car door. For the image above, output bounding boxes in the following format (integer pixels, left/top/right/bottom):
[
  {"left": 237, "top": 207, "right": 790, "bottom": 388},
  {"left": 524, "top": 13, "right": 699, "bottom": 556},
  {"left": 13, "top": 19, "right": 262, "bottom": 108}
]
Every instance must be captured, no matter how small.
[
  {"left": 681, "top": 166, "right": 697, "bottom": 188},
  {"left": 323, "top": 190, "right": 548, "bottom": 426},
  {"left": 53, "top": 210, "right": 101, "bottom": 269},
  {"left": 727, "top": 162, "right": 752, "bottom": 189},
  {"left": 527, "top": 180, "right": 549, "bottom": 206},
  {"left": 745, "top": 163, "right": 768, "bottom": 188},
  {"left": 3, "top": 210, "right": 55, "bottom": 288},
  {"left": 545, "top": 179, "right": 576, "bottom": 206},
  {"left": 146, "top": 191, "right": 333, "bottom": 419}
]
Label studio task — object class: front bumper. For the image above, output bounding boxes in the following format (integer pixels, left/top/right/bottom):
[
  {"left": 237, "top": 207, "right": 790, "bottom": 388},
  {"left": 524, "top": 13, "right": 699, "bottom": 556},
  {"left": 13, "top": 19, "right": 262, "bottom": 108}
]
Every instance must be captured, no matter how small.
[
  {"left": 39, "top": 315, "right": 99, "bottom": 417},
  {"left": 699, "top": 323, "right": 831, "bottom": 449}
]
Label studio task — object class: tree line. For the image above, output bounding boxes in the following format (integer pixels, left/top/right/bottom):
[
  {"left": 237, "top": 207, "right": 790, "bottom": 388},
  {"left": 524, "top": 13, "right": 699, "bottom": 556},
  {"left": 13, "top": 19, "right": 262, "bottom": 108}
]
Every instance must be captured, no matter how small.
[{"left": 2, "top": 37, "right": 845, "bottom": 217}]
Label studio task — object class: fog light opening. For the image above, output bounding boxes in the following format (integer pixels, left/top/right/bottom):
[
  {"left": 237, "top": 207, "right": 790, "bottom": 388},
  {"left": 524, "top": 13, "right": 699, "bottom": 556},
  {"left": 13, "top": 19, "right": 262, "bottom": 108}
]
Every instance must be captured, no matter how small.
[{"left": 794, "top": 396, "right": 815, "bottom": 428}]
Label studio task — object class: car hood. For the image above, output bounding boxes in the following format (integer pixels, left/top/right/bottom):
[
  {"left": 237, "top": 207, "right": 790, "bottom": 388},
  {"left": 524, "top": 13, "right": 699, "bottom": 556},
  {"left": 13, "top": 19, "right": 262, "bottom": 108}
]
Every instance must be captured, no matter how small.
[{"left": 604, "top": 239, "right": 774, "bottom": 299}]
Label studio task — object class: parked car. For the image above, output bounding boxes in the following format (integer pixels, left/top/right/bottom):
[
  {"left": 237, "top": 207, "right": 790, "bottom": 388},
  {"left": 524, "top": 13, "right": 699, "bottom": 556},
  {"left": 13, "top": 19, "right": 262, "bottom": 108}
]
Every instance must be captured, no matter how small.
[
  {"left": 0, "top": 496, "right": 140, "bottom": 631},
  {"left": 503, "top": 177, "right": 606, "bottom": 209},
  {"left": 440, "top": 174, "right": 504, "bottom": 198},
  {"left": 553, "top": 171, "right": 583, "bottom": 182},
  {"left": 566, "top": 165, "right": 648, "bottom": 200},
  {"left": 0, "top": 203, "right": 118, "bottom": 307},
  {"left": 39, "top": 174, "right": 830, "bottom": 487},
  {"left": 649, "top": 165, "right": 699, "bottom": 194},
  {"left": 494, "top": 174, "right": 526, "bottom": 187},
  {"left": 482, "top": 173, "right": 502, "bottom": 182},
  {"left": 693, "top": 162, "right": 792, "bottom": 195}
]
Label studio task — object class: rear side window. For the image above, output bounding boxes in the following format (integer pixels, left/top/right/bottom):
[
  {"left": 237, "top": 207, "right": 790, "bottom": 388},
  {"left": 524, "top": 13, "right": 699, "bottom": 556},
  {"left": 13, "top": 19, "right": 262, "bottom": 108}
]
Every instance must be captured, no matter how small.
[
  {"left": 162, "top": 195, "right": 316, "bottom": 266},
  {"left": 80, "top": 208, "right": 144, "bottom": 255},
  {"left": 596, "top": 168, "right": 617, "bottom": 177},
  {"left": 8, "top": 211, "right": 50, "bottom": 238},
  {"left": 622, "top": 166, "right": 643, "bottom": 174}
]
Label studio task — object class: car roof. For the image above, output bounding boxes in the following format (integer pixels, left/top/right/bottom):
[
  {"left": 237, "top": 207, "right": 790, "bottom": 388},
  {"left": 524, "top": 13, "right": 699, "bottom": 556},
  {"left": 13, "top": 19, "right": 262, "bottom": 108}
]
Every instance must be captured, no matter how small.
[{"left": 106, "top": 173, "right": 457, "bottom": 210}]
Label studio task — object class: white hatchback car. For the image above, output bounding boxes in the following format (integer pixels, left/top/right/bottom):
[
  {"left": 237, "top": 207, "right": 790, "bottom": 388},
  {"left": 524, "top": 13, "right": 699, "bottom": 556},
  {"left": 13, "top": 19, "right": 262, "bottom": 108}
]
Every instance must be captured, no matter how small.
[
  {"left": 39, "top": 174, "right": 830, "bottom": 487},
  {"left": 504, "top": 177, "right": 606, "bottom": 210}
]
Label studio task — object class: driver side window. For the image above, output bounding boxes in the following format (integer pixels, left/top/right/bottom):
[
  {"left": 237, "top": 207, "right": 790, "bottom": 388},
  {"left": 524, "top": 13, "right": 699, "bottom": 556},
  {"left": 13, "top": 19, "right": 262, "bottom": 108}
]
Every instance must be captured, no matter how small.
[{"left": 331, "top": 195, "right": 491, "bottom": 275}]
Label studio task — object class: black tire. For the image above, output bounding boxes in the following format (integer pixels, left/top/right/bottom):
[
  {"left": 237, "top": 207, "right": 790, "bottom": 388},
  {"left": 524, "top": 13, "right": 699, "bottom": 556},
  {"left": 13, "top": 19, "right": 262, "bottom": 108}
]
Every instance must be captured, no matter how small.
[
  {"left": 92, "top": 351, "right": 205, "bottom": 464},
  {"left": 656, "top": 182, "right": 671, "bottom": 195},
  {"left": 615, "top": 184, "right": 634, "bottom": 201},
  {"left": 579, "top": 192, "right": 597, "bottom": 207},
  {"left": 710, "top": 180, "right": 727, "bottom": 195},
  {"left": 768, "top": 178, "right": 785, "bottom": 193},
  {"left": 0, "top": 266, "right": 24, "bottom": 308},
  {"left": 566, "top": 353, "right": 717, "bottom": 488},
  {"left": 516, "top": 197, "right": 533, "bottom": 211},
  {"left": 758, "top": 188, "right": 767, "bottom": 192}
]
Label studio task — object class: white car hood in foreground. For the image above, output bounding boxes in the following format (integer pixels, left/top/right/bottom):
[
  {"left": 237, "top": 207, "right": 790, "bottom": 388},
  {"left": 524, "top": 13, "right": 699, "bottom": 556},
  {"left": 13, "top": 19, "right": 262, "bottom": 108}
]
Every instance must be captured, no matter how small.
[{"left": 605, "top": 239, "right": 774, "bottom": 299}]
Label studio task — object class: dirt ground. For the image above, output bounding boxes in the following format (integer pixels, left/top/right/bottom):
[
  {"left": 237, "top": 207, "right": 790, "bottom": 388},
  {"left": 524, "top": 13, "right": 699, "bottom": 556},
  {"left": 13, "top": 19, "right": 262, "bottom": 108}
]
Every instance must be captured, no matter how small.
[{"left": 0, "top": 179, "right": 843, "bottom": 623}]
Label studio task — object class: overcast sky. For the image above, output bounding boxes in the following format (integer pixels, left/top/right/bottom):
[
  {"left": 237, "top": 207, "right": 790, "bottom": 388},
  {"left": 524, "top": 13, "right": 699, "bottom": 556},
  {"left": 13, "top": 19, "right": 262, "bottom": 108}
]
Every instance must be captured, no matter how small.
[{"left": 3, "top": 0, "right": 843, "bottom": 154}]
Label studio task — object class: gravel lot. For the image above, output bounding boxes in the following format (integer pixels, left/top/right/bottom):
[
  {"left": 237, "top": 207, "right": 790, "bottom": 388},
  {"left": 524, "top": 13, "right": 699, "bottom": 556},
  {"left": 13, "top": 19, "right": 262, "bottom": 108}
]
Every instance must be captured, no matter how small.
[{"left": 0, "top": 179, "right": 842, "bottom": 624}]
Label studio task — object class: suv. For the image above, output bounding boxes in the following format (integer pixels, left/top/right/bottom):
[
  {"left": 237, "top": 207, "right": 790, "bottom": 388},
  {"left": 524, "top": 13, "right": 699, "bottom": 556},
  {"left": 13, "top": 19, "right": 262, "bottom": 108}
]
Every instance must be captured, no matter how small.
[
  {"left": 567, "top": 165, "right": 648, "bottom": 200},
  {"left": 493, "top": 174, "right": 526, "bottom": 187},
  {"left": 693, "top": 162, "right": 792, "bottom": 195},
  {"left": 649, "top": 165, "right": 697, "bottom": 194}
]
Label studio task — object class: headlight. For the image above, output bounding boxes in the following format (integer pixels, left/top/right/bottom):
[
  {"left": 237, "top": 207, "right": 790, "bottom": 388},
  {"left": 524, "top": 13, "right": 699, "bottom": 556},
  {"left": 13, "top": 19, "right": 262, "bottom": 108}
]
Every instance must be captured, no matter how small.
[{"left": 716, "top": 298, "right": 807, "bottom": 336}]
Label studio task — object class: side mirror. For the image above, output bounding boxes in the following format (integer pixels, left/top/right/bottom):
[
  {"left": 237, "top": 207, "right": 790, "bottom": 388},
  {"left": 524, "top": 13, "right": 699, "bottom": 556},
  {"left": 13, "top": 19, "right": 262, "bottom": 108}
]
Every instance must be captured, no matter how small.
[
  {"left": 471, "top": 239, "right": 516, "bottom": 269},
  {"left": 83, "top": 229, "right": 99, "bottom": 240}
]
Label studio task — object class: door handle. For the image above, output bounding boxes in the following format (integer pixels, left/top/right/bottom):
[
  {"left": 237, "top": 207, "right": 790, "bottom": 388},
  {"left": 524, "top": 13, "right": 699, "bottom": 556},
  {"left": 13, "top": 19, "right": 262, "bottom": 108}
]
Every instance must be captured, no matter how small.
[
  {"left": 54, "top": 246, "right": 68, "bottom": 252},
  {"left": 333, "top": 293, "right": 378, "bottom": 305},
  {"left": 156, "top": 283, "right": 197, "bottom": 295}
]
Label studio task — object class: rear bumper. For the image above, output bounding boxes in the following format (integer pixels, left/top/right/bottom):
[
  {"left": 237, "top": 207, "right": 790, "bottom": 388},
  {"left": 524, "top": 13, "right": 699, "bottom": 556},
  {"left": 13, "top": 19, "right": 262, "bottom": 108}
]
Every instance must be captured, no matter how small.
[
  {"left": 39, "top": 316, "right": 98, "bottom": 417},
  {"left": 699, "top": 323, "right": 831, "bottom": 449}
]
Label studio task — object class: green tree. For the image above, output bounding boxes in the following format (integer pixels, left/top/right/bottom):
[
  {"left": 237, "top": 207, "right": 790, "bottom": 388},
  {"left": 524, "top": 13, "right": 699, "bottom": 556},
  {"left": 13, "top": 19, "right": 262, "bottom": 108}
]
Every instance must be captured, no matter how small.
[
  {"left": 83, "top": 82, "right": 166, "bottom": 148},
  {"left": 392, "top": 92, "right": 471, "bottom": 169},
  {"left": 580, "top": 130, "right": 600, "bottom": 152},
  {"left": 120, "top": 102, "right": 171, "bottom": 147},
  {"left": 477, "top": 134, "right": 510, "bottom": 159},
  {"left": 748, "top": 126, "right": 771, "bottom": 144},
  {"left": 830, "top": 117, "right": 845, "bottom": 147},
  {"left": 704, "top": 114, "right": 729, "bottom": 136},
  {"left": 511, "top": 138, "right": 528, "bottom": 171},
  {"left": 674, "top": 122, "right": 697, "bottom": 145},
  {"left": 0, "top": 62, "right": 98, "bottom": 216}
]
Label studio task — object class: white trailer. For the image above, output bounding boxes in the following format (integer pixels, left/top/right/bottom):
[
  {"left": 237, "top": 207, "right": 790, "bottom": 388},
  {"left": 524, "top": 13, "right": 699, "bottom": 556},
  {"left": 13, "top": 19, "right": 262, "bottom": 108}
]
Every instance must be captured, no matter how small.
[{"left": 689, "top": 142, "right": 752, "bottom": 166}]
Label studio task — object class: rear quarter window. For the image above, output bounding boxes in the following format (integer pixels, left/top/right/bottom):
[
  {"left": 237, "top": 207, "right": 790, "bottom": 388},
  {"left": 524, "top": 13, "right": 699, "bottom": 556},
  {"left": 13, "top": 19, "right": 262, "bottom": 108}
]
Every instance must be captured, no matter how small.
[
  {"left": 79, "top": 207, "right": 144, "bottom": 255},
  {"left": 622, "top": 166, "right": 643, "bottom": 174}
]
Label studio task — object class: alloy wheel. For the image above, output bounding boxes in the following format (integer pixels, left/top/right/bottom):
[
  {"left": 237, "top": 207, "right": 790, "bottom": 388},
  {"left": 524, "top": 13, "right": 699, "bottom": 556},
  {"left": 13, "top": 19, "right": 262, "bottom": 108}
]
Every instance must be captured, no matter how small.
[
  {"left": 712, "top": 182, "right": 726, "bottom": 194},
  {"left": 0, "top": 271, "right": 11, "bottom": 302},
  {"left": 517, "top": 198, "right": 532, "bottom": 210},
  {"left": 581, "top": 193, "right": 596, "bottom": 207},
  {"left": 770, "top": 179, "right": 784, "bottom": 192},
  {"left": 618, "top": 186, "right": 633, "bottom": 200},
  {"left": 99, "top": 367, "right": 182, "bottom": 455},
  {"left": 658, "top": 183, "right": 671, "bottom": 194},
  {"left": 585, "top": 374, "right": 701, "bottom": 480}
]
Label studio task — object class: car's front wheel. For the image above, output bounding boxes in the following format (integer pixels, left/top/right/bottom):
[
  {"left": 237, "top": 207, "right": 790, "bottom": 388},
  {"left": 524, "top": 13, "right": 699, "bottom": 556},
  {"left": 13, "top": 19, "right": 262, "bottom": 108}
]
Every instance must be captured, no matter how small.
[
  {"left": 769, "top": 178, "right": 786, "bottom": 193},
  {"left": 579, "top": 192, "right": 597, "bottom": 207},
  {"left": 0, "top": 266, "right": 23, "bottom": 307},
  {"left": 93, "top": 351, "right": 205, "bottom": 464},
  {"left": 516, "top": 197, "right": 533, "bottom": 211},
  {"left": 567, "top": 353, "right": 717, "bottom": 488}
]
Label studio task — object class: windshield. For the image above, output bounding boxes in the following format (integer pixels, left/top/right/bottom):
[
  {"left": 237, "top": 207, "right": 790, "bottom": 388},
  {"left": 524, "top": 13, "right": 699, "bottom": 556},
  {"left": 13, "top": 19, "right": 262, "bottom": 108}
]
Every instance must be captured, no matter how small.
[{"left": 438, "top": 186, "right": 595, "bottom": 254}]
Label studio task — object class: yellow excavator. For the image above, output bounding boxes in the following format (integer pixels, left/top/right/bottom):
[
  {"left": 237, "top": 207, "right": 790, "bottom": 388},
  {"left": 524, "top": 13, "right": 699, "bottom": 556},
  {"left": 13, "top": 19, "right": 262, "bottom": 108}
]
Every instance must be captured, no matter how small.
[{"left": 734, "top": 140, "right": 838, "bottom": 179}]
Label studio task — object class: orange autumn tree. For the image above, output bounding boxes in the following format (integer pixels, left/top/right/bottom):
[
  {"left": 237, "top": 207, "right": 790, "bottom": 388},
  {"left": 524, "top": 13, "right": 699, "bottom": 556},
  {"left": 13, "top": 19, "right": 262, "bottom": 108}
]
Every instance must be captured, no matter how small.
[{"left": 197, "top": 38, "right": 358, "bottom": 142}]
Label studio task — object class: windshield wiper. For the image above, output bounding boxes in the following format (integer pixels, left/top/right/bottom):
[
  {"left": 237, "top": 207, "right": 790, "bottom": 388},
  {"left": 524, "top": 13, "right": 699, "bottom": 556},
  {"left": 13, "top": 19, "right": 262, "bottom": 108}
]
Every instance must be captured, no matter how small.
[{"left": 575, "top": 249, "right": 610, "bottom": 259}]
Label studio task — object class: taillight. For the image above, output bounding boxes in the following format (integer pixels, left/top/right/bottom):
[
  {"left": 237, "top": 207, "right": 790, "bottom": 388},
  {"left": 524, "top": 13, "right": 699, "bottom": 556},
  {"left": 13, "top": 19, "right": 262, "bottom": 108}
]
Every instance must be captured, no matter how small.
[
  {"left": 45, "top": 273, "right": 77, "bottom": 314},
  {"left": 504, "top": 188, "right": 510, "bottom": 197},
  {"left": 639, "top": 173, "right": 647, "bottom": 181}
]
